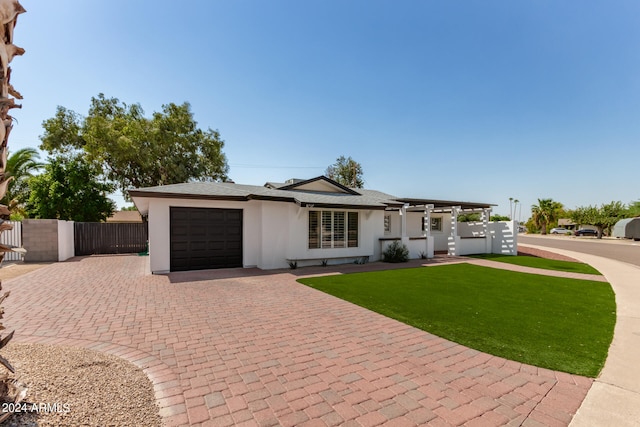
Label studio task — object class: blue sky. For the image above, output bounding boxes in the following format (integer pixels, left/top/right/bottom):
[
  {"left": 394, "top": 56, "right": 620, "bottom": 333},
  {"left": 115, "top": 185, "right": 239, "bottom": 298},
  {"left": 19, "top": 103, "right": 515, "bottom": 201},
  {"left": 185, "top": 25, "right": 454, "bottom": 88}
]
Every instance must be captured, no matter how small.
[{"left": 9, "top": 0, "right": 640, "bottom": 217}]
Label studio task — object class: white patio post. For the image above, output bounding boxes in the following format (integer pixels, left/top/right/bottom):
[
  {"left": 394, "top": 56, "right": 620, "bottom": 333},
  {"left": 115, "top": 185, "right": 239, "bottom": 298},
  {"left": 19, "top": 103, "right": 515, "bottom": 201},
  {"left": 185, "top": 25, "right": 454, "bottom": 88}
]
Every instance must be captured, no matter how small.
[
  {"left": 447, "top": 206, "right": 461, "bottom": 256},
  {"left": 400, "top": 203, "right": 409, "bottom": 246},
  {"left": 483, "top": 208, "right": 492, "bottom": 253},
  {"left": 425, "top": 204, "right": 434, "bottom": 258}
]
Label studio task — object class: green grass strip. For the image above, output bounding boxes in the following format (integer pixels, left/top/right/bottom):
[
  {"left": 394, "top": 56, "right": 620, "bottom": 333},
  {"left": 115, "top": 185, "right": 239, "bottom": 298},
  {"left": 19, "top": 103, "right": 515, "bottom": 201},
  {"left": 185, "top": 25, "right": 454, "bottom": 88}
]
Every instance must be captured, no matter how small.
[
  {"left": 469, "top": 253, "right": 602, "bottom": 275},
  {"left": 299, "top": 264, "right": 615, "bottom": 377}
]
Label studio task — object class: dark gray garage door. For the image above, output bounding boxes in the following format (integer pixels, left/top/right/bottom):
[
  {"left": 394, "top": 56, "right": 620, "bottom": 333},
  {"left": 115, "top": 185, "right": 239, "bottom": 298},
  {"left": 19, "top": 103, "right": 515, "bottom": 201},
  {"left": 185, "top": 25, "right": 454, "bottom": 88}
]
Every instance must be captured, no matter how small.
[{"left": 170, "top": 207, "right": 243, "bottom": 272}]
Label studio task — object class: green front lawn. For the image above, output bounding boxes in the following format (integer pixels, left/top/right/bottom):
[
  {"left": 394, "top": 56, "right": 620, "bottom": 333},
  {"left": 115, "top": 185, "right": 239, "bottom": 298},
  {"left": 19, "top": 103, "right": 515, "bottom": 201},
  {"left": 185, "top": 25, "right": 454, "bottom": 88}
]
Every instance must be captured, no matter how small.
[
  {"left": 469, "top": 253, "right": 602, "bottom": 275},
  {"left": 299, "top": 264, "right": 615, "bottom": 377}
]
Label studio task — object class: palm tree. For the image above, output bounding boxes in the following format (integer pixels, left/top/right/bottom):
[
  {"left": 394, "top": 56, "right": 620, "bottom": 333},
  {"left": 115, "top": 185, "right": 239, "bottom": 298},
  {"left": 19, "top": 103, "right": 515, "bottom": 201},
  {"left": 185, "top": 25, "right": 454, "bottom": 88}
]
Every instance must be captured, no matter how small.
[
  {"left": 531, "top": 198, "right": 563, "bottom": 235},
  {"left": 1, "top": 148, "right": 44, "bottom": 216}
]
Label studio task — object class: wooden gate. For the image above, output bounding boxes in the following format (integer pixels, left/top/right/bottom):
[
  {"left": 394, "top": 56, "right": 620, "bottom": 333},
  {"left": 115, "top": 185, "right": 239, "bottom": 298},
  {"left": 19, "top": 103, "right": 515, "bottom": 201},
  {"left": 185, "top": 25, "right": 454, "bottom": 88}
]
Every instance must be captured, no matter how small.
[{"left": 74, "top": 222, "right": 148, "bottom": 256}]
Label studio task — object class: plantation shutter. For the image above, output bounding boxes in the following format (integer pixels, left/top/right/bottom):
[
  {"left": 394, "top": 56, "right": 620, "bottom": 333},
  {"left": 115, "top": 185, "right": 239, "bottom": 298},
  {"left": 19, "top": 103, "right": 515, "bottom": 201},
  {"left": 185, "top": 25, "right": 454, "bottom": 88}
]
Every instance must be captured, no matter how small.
[
  {"left": 321, "top": 211, "right": 332, "bottom": 248},
  {"left": 308, "top": 211, "right": 320, "bottom": 249},
  {"left": 348, "top": 212, "right": 358, "bottom": 247},
  {"left": 333, "top": 211, "right": 345, "bottom": 248},
  {"left": 308, "top": 210, "right": 359, "bottom": 249}
]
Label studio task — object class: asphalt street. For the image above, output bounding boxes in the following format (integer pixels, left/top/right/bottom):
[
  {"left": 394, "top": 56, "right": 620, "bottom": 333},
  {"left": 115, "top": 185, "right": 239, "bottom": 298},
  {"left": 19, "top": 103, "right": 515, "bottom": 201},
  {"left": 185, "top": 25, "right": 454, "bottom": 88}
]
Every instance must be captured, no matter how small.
[{"left": 519, "top": 235, "right": 640, "bottom": 267}]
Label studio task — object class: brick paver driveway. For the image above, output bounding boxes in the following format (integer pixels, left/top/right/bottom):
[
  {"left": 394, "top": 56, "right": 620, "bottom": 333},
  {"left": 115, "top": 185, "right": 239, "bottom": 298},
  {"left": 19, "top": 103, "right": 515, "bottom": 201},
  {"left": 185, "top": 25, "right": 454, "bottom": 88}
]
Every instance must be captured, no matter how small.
[{"left": 4, "top": 255, "right": 591, "bottom": 426}]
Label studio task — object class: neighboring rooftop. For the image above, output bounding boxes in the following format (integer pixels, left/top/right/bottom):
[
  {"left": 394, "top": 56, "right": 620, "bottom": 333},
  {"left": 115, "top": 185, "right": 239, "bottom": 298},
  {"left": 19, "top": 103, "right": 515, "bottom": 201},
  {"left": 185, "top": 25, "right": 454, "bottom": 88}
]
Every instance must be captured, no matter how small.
[{"left": 106, "top": 210, "right": 143, "bottom": 223}]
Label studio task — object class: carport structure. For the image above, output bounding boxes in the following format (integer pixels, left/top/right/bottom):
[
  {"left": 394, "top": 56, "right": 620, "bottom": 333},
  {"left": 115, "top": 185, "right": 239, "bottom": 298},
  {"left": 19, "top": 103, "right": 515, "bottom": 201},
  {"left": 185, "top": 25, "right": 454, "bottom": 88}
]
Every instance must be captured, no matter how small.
[{"left": 381, "top": 198, "right": 496, "bottom": 258}]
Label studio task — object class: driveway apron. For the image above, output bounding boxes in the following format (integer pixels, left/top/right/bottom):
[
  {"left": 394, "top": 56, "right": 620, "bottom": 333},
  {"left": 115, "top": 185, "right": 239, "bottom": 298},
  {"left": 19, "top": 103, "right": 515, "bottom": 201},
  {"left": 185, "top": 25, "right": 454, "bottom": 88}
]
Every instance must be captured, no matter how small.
[{"left": 4, "top": 255, "right": 592, "bottom": 426}]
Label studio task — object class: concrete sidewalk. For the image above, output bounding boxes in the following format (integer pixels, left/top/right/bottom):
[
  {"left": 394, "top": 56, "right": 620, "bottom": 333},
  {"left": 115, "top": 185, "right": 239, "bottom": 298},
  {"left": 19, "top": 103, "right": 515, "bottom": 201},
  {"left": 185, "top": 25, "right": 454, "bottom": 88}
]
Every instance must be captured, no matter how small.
[{"left": 520, "top": 244, "right": 640, "bottom": 427}]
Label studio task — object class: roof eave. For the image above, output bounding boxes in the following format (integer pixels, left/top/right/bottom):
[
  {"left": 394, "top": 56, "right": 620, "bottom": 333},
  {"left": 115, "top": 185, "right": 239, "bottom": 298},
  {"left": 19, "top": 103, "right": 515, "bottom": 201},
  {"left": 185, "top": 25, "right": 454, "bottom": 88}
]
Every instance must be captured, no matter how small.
[
  {"left": 127, "top": 190, "right": 249, "bottom": 202},
  {"left": 299, "top": 202, "right": 387, "bottom": 210},
  {"left": 394, "top": 198, "right": 496, "bottom": 210}
]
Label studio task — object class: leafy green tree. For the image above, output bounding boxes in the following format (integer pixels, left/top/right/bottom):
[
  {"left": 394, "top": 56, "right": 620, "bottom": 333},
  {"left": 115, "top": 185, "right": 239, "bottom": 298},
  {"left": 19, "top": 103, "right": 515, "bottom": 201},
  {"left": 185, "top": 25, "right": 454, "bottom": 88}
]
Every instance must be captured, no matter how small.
[
  {"left": 570, "top": 205, "right": 598, "bottom": 233},
  {"left": 325, "top": 155, "right": 364, "bottom": 188},
  {"left": 40, "top": 94, "right": 229, "bottom": 195},
  {"left": 490, "top": 214, "right": 511, "bottom": 222},
  {"left": 26, "top": 155, "right": 115, "bottom": 222},
  {"left": 1, "top": 148, "right": 44, "bottom": 217},
  {"left": 457, "top": 213, "right": 481, "bottom": 222},
  {"left": 628, "top": 200, "right": 640, "bottom": 217},
  {"left": 531, "top": 198, "right": 563, "bottom": 235},
  {"left": 571, "top": 201, "right": 627, "bottom": 238}
]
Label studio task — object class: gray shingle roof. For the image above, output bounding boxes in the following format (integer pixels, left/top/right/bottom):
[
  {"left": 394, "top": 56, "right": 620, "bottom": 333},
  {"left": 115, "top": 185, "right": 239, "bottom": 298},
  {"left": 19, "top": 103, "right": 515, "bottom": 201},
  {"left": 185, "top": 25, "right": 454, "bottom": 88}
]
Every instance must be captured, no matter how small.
[
  {"left": 128, "top": 177, "right": 495, "bottom": 210},
  {"left": 128, "top": 181, "right": 397, "bottom": 209}
]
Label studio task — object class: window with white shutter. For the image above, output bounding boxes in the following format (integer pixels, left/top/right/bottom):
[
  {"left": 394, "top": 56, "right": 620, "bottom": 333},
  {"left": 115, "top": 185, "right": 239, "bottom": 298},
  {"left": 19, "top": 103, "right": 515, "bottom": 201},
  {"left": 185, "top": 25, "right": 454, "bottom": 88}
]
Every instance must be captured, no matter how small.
[{"left": 309, "top": 210, "right": 359, "bottom": 249}]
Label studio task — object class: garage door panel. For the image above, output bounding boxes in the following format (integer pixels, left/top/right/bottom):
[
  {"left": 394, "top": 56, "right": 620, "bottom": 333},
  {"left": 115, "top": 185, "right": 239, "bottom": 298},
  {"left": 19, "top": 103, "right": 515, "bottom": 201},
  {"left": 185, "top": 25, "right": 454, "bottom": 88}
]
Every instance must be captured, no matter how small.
[
  {"left": 171, "top": 241, "right": 190, "bottom": 251},
  {"left": 226, "top": 241, "right": 242, "bottom": 250},
  {"left": 189, "top": 210, "right": 209, "bottom": 220},
  {"left": 191, "top": 241, "right": 210, "bottom": 252},
  {"left": 207, "top": 242, "right": 226, "bottom": 251},
  {"left": 226, "top": 230, "right": 241, "bottom": 237},
  {"left": 226, "top": 211, "right": 242, "bottom": 220},
  {"left": 171, "top": 226, "right": 189, "bottom": 238},
  {"left": 211, "top": 211, "right": 226, "bottom": 220},
  {"left": 171, "top": 258, "right": 189, "bottom": 270},
  {"left": 171, "top": 210, "right": 190, "bottom": 220},
  {"left": 170, "top": 207, "right": 243, "bottom": 271},
  {"left": 190, "top": 256, "right": 211, "bottom": 267},
  {"left": 208, "top": 231, "right": 225, "bottom": 239},
  {"left": 189, "top": 224, "right": 209, "bottom": 234}
]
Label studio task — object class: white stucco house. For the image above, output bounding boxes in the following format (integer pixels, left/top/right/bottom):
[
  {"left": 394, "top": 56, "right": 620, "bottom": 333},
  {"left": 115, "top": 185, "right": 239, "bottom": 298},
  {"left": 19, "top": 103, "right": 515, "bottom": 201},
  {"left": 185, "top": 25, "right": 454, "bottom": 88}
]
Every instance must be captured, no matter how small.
[{"left": 130, "top": 176, "right": 517, "bottom": 274}]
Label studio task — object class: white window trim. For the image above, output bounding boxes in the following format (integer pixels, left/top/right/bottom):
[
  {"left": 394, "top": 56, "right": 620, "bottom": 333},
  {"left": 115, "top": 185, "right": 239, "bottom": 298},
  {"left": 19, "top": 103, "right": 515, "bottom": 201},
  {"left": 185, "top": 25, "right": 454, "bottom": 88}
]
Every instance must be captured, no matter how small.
[
  {"left": 309, "top": 209, "right": 359, "bottom": 249},
  {"left": 384, "top": 214, "right": 391, "bottom": 234}
]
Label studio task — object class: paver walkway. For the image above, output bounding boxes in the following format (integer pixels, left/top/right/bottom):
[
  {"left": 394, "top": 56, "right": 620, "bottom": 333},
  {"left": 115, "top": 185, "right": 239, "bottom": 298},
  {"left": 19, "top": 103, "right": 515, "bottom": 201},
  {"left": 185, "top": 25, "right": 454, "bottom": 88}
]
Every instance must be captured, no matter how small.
[{"left": 4, "top": 255, "right": 595, "bottom": 426}]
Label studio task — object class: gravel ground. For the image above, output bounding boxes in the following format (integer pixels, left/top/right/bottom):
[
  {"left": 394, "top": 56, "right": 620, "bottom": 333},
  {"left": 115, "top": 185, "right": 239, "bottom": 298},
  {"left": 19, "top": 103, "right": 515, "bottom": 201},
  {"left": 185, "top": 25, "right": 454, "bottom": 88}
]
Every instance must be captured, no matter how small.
[{"left": 0, "top": 344, "right": 162, "bottom": 427}]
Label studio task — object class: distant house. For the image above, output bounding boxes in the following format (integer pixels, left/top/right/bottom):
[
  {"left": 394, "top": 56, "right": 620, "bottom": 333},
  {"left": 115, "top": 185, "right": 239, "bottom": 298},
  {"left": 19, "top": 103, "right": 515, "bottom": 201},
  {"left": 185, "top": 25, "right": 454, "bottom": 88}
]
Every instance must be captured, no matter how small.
[
  {"left": 558, "top": 218, "right": 597, "bottom": 232},
  {"left": 130, "top": 176, "right": 517, "bottom": 273},
  {"left": 558, "top": 218, "right": 577, "bottom": 230},
  {"left": 106, "top": 210, "right": 143, "bottom": 223}
]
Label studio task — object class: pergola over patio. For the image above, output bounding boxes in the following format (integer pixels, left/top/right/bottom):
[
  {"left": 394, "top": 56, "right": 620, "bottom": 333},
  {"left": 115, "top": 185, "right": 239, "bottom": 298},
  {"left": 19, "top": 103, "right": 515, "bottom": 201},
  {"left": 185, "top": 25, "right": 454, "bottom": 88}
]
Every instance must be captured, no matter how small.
[{"left": 382, "top": 198, "right": 508, "bottom": 258}]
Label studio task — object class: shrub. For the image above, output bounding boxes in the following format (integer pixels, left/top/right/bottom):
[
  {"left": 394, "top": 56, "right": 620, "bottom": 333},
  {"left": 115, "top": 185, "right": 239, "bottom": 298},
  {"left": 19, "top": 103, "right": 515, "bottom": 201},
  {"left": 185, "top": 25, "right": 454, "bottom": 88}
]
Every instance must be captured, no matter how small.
[{"left": 383, "top": 241, "right": 409, "bottom": 263}]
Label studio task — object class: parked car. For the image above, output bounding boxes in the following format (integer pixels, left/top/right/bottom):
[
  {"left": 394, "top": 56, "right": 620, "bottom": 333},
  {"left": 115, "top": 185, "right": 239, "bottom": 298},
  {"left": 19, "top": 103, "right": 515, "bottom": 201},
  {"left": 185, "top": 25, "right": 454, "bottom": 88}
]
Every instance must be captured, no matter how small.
[
  {"left": 574, "top": 229, "right": 598, "bottom": 236},
  {"left": 550, "top": 228, "right": 571, "bottom": 234}
]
